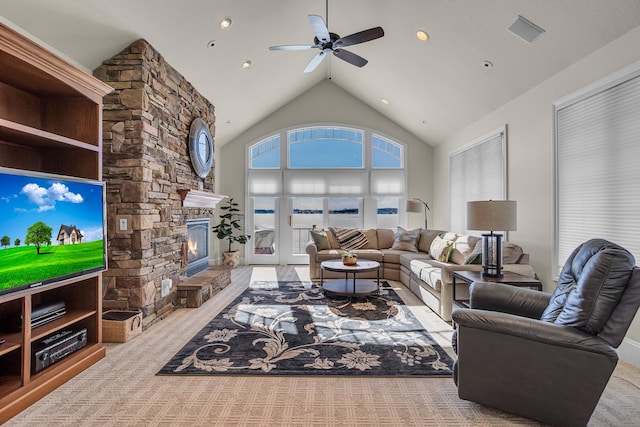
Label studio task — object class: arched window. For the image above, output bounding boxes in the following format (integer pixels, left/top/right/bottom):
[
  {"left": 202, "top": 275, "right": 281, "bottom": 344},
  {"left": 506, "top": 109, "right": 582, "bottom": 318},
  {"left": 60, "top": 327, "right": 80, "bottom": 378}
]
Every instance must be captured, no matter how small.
[
  {"left": 247, "top": 124, "right": 407, "bottom": 263},
  {"left": 250, "top": 134, "right": 280, "bottom": 169},
  {"left": 289, "top": 126, "right": 364, "bottom": 168}
]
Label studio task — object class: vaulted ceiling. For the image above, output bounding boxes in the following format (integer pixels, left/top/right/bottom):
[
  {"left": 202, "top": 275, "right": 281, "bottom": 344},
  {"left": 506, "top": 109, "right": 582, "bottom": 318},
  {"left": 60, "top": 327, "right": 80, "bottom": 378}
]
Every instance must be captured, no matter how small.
[{"left": 2, "top": 0, "right": 640, "bottom": 147}]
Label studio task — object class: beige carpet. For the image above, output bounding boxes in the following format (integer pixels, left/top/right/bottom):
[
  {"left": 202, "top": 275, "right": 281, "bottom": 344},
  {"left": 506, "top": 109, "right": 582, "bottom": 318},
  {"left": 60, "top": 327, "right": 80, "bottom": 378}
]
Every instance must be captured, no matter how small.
[{"left": 7, "top": 266, "right": 640, "bottom": 426}]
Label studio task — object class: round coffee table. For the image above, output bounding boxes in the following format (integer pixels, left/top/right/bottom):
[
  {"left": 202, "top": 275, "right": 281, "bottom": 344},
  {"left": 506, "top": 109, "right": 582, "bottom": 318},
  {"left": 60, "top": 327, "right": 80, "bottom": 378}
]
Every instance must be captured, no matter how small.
[{"left": 320, "top": 260, "right": 380, "bottom": 297}]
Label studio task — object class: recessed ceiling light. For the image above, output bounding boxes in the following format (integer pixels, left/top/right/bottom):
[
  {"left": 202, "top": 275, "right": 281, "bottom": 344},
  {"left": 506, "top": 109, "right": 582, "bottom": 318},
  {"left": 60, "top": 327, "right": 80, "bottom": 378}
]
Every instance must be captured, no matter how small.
[
  {"left": 481, "top": 61, "right": 493, "bottom": 69},
  {"left": 226, "top": 120, "right": 232, "bottom": 125},
  {"left": 207, "top": 40, "right": 216, "bottom": 48},
  {"left": 381, "top": 98, "right": 390, "bottom": 105},
  {"left": 416, "top": 30, "right": 429, "bottom": 41},
  {"left": 219, "top": 17, "right": 232, "bottom": 29},
  {"left": 242, "top": 60, "right": 252, "bottom": 70}
]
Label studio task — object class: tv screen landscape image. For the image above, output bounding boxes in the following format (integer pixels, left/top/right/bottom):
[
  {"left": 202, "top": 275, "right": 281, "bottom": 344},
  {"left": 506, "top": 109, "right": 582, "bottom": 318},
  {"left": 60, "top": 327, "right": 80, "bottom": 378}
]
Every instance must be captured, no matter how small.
[{"left": 0, "top": 167, "right": 106, "bottom": 297}]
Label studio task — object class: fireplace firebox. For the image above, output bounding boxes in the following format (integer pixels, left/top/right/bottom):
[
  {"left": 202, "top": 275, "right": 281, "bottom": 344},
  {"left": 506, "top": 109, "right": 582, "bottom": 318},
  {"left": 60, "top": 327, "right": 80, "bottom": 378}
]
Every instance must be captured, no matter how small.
[{"left": 186, "top": 218, "right": 210, "bottom": 277}]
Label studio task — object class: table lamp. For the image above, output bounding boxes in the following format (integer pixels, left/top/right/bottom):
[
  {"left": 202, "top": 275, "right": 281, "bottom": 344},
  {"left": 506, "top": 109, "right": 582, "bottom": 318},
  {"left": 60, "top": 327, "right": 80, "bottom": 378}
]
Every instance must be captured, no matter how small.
[
  {"left": 467, "top": 200, "right": 517, "bottom": 278},
  {"left": 406, "top": 198, "right": 430, "bottom": 229}
]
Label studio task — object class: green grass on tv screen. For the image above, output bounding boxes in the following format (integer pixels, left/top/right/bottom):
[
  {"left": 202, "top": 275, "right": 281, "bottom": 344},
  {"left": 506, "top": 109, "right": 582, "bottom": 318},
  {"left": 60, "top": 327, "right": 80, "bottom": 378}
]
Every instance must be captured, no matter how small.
[{"left": 0, "top": 240, "right": 104, "bottom": 291}]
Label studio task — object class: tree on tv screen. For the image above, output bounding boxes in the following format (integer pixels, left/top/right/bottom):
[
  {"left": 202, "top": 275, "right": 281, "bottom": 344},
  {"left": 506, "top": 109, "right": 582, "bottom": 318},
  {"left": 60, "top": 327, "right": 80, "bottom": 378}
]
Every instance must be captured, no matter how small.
[
  {"left": 25, "top": 221, "right": 52, "bottom": 255},
  {"left": 1, "top": 235, "right": 9, "bottom": 249}
]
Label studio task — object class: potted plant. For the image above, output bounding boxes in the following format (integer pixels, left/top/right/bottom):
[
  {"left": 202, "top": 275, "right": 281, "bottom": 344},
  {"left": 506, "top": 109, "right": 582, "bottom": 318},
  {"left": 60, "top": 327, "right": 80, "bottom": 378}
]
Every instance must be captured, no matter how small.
[
  {"left": 342, "top": 251, "right": 358, "bottom": 266},
  {"left": 212, "top": 197, "right": 251, "bottom": 267}
]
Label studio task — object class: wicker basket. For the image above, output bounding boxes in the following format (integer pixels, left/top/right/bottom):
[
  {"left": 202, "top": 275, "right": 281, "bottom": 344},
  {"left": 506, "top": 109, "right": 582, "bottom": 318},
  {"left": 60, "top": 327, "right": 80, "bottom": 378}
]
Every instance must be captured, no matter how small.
[{"left": 102, "top": 310, "right": 142, "bottom": 343}]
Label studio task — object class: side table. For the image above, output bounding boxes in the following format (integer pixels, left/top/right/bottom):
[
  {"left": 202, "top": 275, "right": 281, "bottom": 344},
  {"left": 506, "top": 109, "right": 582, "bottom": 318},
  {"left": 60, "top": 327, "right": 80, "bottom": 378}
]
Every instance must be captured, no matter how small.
[{"left": 452, "top": 270, "right": 542, "bottom": 309}]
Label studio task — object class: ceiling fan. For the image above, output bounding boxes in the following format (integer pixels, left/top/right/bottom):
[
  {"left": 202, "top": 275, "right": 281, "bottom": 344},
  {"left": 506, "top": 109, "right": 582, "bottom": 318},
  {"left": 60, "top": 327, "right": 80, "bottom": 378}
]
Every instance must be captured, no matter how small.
[{"left": 269, "top": 1, "right": 384, "bottom": 73}]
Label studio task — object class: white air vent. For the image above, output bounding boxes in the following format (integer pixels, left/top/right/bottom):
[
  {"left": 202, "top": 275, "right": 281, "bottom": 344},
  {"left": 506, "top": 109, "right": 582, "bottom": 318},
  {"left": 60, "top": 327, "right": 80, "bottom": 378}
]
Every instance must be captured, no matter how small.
[{"left": 508, "top": 15, "right": 545, "bottom": 43}]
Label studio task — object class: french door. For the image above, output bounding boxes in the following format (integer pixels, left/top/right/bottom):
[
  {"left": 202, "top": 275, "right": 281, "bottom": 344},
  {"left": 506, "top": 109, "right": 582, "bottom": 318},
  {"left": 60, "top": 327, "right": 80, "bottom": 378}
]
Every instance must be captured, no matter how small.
[{"left": 247, "top": 196, "right": 364, "bottom": 265}]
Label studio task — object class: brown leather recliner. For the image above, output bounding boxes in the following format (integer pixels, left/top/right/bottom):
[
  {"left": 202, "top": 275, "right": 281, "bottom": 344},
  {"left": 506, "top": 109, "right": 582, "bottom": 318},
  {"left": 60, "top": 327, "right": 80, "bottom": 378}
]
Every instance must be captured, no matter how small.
[{"left": 451, "top": 238, "right": 640, "bottom": 427}]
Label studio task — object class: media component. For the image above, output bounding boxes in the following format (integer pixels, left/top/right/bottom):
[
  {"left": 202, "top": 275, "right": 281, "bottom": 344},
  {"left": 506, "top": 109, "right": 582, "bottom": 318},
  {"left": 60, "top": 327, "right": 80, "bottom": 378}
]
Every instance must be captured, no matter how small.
[{"left": 33, "top": 328, "right": 88, "bottom": 373}]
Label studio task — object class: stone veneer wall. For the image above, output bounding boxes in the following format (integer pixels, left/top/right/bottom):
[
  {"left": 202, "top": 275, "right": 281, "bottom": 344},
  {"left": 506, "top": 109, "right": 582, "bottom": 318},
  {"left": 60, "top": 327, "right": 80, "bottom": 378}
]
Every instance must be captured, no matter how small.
[{"left": 94, "top": 39, "right": 216, "bottom": 326}]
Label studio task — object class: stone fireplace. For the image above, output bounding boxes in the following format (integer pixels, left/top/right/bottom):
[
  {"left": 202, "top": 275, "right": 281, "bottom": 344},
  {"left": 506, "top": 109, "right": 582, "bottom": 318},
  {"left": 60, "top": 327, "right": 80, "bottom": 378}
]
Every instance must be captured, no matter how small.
[
  {"left": 96, "top": 39, "right": 219, "bottom": 327},
  {"left": 186, "top": 219, "right": 210, "bottom": 277}
]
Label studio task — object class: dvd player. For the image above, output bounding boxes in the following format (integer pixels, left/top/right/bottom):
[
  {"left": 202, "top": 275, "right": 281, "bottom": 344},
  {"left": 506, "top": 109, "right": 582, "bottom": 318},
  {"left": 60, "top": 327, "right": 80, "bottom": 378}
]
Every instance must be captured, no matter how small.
[{"left": 31, "top": 301, "right": 66, "bottom": 328}]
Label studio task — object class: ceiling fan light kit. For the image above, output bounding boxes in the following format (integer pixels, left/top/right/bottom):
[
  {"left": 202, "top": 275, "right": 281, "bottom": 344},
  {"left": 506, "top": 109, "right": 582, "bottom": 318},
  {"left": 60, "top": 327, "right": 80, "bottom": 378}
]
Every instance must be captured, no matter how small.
[{"left": 269, "top": 3, "right": 384, "bottom": 73}]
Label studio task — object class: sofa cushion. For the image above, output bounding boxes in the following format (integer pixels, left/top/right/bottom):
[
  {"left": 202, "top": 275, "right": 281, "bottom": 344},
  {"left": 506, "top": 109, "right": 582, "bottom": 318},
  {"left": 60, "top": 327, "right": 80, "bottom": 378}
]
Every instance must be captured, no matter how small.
[
  {"left": 418, "top": 229, "right": 445, "bottom": 253},
  {"left": 350, "top": 249, "right": 384, "bottom": 262},
  {"left": 503, "top": 242, "right": 524, "bottom": 264},
  {"left": 309, "top": 229, "right": 331, "bottom": 251},
  {"left": 380, "top": 249, "right": 407, "bottom": 265},
  {"left": 329, "top": 227, "right": 369, "bottom": 250},
  {"left": 315, "top": 249, "right": 347, "bottom": 262},
  {"left": 361, "top": 229, "right": 379, "bottom": 249},
  {"left": 430, "top": 235, "right": 455, "bottom": 262},
  {"left": 399, "top": 252, "right": 433, "bottom": 269},
  {"left": 377, "top": 228, "right": 396, "bottom": 249},
  {"left": 391, "top": 227, "right": 421, "bottom": 252},
  {"left": 419, "top": 265, "right": 443, "bottom": 292},
  {"left": 450, "top": 235, "right": 481, "bottom": 265}
]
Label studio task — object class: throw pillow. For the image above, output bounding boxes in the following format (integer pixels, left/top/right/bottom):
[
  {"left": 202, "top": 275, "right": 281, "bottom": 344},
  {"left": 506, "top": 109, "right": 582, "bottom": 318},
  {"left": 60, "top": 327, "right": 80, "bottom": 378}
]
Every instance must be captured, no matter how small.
[
  {"left": 430, "top": 235, "right": 455, "bottom": 262},
  {"left": 449, "top": 235, "right": 481, "bottom": 265},
  {"left": 463, "top": 240, "right": 483, "bottom": 265},
  {"left": 502, "top": 242, "right": 524, "bottom": 264},
  {"left": 309, "top": 229, "right": 331, "bottom": 251},
  {"left": 391, "top": 227, "right": 421, "bottom": 253},
  {"left": 325, "top": 228, "right": 341, "bottom": 249},
  {"left": 329, "top": 227, "right": 369, "bottom": 251}
]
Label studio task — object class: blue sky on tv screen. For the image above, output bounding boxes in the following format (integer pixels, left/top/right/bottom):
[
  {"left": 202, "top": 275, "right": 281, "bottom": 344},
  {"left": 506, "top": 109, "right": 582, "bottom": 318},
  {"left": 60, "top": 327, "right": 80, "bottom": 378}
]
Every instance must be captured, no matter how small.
[{"left": 0, "top": 172, "right": 104, "bottom": 247}]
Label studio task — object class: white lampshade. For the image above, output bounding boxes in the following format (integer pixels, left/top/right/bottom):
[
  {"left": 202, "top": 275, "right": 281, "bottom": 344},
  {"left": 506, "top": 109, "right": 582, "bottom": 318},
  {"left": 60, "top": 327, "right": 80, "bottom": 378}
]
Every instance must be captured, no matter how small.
[{"left": 467, "top": 200, "right": 517, "bottom": 232}]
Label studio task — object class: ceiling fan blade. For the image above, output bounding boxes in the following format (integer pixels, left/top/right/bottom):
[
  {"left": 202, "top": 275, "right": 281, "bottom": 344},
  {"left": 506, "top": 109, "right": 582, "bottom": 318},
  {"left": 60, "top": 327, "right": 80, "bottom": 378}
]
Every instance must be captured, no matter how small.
[
  {"left": 269, "top": 44, "right": 316, "bottom": 51},
  {"left": 304, "top": 50, "right": 329, "bottom": 73},
  {"left": 335, "top": 27, "right": 384, "bottom": 48},
  {"left": 308, "top": 14, "right": 330, "bottom": 43},
  {"left": 333, "top": 49, "right": 368, "bottom": 67}
]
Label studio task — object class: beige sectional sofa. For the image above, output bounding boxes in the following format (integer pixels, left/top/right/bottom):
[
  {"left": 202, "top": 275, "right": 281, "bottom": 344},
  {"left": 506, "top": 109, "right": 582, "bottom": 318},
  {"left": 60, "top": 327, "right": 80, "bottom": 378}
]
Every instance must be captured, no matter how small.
[{"left": 306, "top": 227, "right": 536, "bottom": 322}]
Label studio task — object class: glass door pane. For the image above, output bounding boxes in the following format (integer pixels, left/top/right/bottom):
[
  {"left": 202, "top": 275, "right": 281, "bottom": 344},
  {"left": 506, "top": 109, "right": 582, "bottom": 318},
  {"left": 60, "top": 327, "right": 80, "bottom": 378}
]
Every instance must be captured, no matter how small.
[
  {"left": 251, "top": 197, "right": 277, "bottom": 264},
  {"left": 291, "top": 197, "right": 323, "bottom": 258}
]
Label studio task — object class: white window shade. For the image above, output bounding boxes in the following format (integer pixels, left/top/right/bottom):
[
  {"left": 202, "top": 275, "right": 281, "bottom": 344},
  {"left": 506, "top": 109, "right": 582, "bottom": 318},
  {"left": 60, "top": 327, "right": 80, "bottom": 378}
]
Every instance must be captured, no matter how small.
[
  {"left": 248, "top": 171, "right": 282, "bottom": 196},
  {"left": 371, "top": 169, "right": 404, "bottom": 195},
  {"left": 554, "top": 69, "right": 640, "bottom": 276},
  {"left": 449, "top": 128, "right": 506, "bottom": 234},
  {"left": 284, "top": 170, "right": 368, "bottom": 196}
]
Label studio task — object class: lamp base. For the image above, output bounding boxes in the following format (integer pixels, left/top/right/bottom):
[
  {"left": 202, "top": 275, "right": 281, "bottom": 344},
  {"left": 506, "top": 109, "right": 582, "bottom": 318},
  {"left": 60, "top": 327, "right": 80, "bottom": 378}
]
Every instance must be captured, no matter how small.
[
  {"left": 481, "top": 233, "right": 503, "bottom": 278},
  {"left": 481, "top": 271, "right": 504, "bottom": 279}
]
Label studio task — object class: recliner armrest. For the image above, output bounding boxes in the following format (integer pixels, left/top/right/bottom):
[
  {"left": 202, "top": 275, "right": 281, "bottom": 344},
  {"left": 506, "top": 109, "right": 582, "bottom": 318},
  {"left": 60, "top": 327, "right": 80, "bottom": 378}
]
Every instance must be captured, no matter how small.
[
  {"left": 469, "top": 281, "right": 550, "bottom": 319},
  {"left": 452, "top": 308, "right": 617, "bottom": 359}
]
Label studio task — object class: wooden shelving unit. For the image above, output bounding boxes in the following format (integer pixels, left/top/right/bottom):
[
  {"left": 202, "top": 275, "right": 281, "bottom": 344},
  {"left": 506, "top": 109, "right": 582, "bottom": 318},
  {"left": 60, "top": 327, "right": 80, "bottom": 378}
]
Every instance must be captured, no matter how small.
[{"left": 0, "top": 22, "right": 113, "bottom": 423}]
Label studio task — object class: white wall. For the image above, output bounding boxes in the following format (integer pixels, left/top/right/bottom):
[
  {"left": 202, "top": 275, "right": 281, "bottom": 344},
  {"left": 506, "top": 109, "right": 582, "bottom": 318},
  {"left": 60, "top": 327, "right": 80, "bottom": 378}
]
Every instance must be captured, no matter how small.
[
  {"left": 433, "top": 26, "right": 640, "bottom": 344},
  {"left": 217, "top": 80, "right": 434, "bottom": 262}
]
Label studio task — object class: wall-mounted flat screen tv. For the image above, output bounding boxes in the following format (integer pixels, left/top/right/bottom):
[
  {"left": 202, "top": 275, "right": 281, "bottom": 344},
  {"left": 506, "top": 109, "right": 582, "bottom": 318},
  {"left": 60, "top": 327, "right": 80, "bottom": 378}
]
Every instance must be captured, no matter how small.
[{"left": 0, "top": 167, "right": 107, "bottom": 297}]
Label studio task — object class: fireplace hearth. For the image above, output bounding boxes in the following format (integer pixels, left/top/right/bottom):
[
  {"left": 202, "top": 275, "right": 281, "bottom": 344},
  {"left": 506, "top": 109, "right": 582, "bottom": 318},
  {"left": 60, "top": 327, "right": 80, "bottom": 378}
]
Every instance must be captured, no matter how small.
[{"left": 186, "top": 219, "right": 210, "bottom": 277}]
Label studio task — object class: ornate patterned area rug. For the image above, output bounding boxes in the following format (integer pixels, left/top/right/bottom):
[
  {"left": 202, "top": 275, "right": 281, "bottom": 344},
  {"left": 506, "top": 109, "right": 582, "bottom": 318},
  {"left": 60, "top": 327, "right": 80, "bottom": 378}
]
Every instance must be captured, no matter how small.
[{"left": 158, "top": 281, "right": 454, "bottom": 377}]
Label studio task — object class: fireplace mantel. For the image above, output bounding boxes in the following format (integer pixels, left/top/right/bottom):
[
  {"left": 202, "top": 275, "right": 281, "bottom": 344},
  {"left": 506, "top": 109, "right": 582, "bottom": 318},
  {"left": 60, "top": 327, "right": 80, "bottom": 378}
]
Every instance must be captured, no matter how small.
[{"left": 179, "top": 189, "right": 226, "bottom": 208}]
